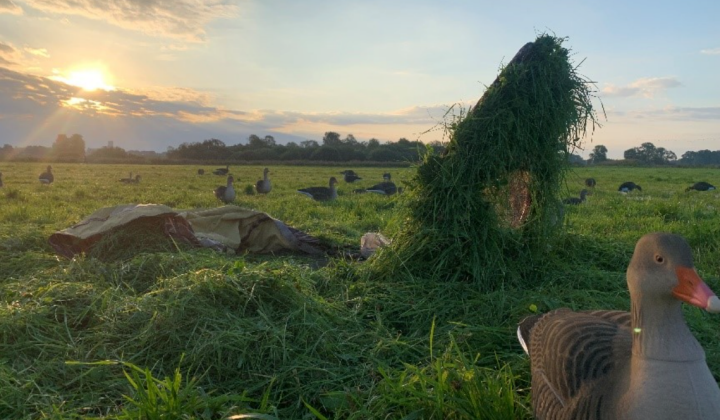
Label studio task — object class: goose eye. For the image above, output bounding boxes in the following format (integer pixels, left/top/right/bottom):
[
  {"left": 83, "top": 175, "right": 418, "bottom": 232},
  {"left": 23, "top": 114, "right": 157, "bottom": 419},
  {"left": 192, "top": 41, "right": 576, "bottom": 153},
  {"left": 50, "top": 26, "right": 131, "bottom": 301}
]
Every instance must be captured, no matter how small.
[{"left": 655, "top": 255, "right": 664, "bottom": 263}]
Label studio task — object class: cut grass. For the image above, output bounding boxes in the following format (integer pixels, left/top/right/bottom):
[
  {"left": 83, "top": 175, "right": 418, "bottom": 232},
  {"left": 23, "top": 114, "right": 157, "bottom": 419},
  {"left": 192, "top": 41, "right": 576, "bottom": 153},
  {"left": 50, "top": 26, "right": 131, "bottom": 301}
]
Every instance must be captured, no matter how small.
[{"left": 0, "top": 162, "right": 719, "bottom": 418}]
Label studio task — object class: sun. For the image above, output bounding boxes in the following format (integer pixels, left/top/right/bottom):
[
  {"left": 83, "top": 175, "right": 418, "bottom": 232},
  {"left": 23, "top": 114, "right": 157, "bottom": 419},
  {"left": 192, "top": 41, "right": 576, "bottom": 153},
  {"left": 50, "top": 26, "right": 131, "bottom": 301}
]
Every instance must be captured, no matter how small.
[{"left": 54, "top": 68, "right": 115, "bottom": 91}]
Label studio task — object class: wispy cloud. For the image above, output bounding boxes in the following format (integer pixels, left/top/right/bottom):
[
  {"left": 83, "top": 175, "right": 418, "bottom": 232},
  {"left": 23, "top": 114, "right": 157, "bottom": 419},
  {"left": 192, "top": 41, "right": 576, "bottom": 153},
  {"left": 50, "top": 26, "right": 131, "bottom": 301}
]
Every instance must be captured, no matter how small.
[
  {"left": 17, "top": 0, "right": 239, "bottom": 42},
  {"left": 700, "top": 47, "right": 720, "bottom": 55},
  {"left": 24, "top": 47, "right": 50, "bottom": 57},
  {"left": 0, "top": 41, "right": 22, "bottom": 66},
  {"left": 0, "top": 0, "right": 23, "bottom": 14},
  {"left": 602, "top": 77, "right": 682, "bottom": 98}
]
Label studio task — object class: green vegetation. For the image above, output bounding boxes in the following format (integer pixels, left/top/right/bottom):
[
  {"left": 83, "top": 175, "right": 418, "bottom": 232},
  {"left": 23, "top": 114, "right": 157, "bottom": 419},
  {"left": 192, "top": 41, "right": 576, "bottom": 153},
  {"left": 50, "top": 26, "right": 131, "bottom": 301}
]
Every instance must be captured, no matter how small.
[
  {"left": 371, "top": 34, "right": 600, "bottom": 290},
  {"left": 1, "top": 162, "right": 719, "bottom": 419}
]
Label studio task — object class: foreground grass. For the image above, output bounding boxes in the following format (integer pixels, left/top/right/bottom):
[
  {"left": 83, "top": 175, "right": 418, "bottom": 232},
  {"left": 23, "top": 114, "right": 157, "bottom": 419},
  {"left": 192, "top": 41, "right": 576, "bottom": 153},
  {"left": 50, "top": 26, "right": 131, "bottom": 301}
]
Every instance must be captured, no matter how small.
[{"left": 0, "top": 163, "right": 719, "bottom": 419}]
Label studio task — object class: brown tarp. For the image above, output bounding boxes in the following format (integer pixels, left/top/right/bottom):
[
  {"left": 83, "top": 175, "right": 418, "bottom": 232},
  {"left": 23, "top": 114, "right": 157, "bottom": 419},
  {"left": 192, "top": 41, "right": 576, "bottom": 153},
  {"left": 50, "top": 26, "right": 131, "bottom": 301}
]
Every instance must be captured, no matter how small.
[{"left": 49, "top": 204, "right": 324, "bottom": 259}]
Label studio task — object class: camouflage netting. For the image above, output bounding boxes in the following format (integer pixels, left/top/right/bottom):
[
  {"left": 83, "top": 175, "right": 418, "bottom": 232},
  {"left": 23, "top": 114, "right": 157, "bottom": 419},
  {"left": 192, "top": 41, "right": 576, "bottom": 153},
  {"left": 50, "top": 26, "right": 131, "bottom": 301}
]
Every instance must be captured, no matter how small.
[{"left": 371, "top": 34, "right": 601, "bottom": 290}]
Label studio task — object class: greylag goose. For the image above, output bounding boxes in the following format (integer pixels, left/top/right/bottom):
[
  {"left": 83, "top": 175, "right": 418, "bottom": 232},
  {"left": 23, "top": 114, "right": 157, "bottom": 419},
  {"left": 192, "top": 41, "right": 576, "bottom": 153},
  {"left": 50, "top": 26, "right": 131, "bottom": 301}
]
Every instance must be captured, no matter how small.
[
  {"left": 298, "top": 177, "right": 338, "bottom": 201},
  {"left": 585, "top": 177, "right": 596, "bottom": 188},
  {"left": 354, "top": 173, "right": 398, "bottom": 195},
  {"left": 517, "top": 232, "right": 720, "bottom": 420},
  {"left": 562, "top": 189, "right": 588, "bottom": 205},
  {"left": 255, "top": 167, "right": 272, "bottom": 194},
  {"left": 119, "top": 172, "right": 134, "bottom": 183},
  {"left": 214, "top": 175, "right": 236, "bottom": 204},
  {"left": 686, "top": 181, "right": 716, "bottom": 192},
  {"left": 340, "top": 170, "right": 362, "bottom": 183},
  {"left": 39, "top": 165, "right": 54, "bottom": 184},
  {"left": 213, "top": 165, "right": 229, "bottom": 176},
  {"left": 618, "top": 181, "right": 641, "bottom": 192}
]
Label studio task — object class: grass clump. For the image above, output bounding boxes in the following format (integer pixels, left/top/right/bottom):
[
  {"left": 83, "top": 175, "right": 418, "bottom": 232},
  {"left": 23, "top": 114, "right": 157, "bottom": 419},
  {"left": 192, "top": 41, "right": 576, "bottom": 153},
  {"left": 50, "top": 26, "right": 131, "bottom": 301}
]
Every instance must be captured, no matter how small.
[{"left": 372, "top": 34, "right": 601, "bottom": 290}]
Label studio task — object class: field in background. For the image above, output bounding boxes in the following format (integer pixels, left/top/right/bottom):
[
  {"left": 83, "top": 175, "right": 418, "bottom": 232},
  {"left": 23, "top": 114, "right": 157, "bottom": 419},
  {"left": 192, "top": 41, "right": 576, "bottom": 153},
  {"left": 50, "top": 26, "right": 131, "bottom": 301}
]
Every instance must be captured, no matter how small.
[{"left": 1, "top": 163, "right": 719, "bottom": 419}]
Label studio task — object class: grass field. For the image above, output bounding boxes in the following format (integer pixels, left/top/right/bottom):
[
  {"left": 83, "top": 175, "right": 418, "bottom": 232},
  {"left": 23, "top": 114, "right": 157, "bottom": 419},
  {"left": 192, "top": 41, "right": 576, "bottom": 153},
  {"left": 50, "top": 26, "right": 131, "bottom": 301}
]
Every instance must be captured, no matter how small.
[{"left": 1, "top": 162, "right": 719, "bottom": 419}]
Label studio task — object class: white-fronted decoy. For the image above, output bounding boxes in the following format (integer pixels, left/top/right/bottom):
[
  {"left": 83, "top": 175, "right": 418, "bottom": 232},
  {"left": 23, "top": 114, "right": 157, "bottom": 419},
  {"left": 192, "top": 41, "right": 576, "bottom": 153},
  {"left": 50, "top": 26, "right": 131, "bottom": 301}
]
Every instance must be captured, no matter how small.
[
  {"left": 255, "top": 167, "right": 272, "bottom": 194},
  {"left": 517, "top": 233, "right": 720, "bottom": 419},
  {"left": 214, "top": 175, "right": 236, "bottom": 204},
  {"left": 39, "top": 165, "right": 54, "bottom": 184},
  {"left": 340, "top": 170, "right": 362, "bottom": 183},
  {"left": 585, "top": 177, "right": 596, "bottom": 188},
  {"left": 618, "top": 181, "right": 641, "bottom": 192},
  {"left": 354, "top": 173, "right": 398, "bottom": 195},
  {"left": 562, "top": 189, "right": 588, "bottom": 205},
  {"left": 213, "top": 165, "right": 229, "bottom": 176},
  {"left": 298, "top": 177, "right": 338, "bottom": 201},
  {"left": 686, "top": 181, "right": 716, "bottom": 192}
]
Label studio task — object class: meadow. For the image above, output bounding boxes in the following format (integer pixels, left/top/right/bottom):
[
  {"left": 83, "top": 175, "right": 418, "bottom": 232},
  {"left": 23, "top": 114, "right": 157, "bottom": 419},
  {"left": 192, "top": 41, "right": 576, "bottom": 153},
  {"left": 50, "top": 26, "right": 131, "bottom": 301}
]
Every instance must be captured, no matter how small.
[{"left": 1, "top": 162, "right": 719, "bottom": 419}]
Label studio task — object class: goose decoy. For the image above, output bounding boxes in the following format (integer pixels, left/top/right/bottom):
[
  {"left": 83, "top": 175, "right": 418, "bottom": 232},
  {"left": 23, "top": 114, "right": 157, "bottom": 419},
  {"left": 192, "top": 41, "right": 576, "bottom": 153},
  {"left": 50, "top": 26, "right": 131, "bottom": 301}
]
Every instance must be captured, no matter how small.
[
  {"left": 129, "top": 174, "right": 141, "bottom": 184},
  {"left": 197, "top": 169, "right": 205, "bottom": 175},
  {"left": 562, "top": 189, "right": 588, "bottom": 205},
  {"left": 39, "top": 165, "right": 54, "bottom": 184},
  {"left": 214, "top": 175, "right": 236, "bottom": 204},
  {"left": 340, "top": 170, "right": 362, "bottom": 183},
  {"left": 298, "top": 177, "right": 338, "bottom": 201},
  {"left": 255, "top": 167, "right": 272, "bottom": 194},
  {"left": 0, "top": 172, "right": 3, "bottom": 188},
  {"left": 517, "top": 233, "right": 720, "bottom": 420},
  {"left": 119, "top": 172, "right": 134, "bottom": 183},
  {"left": 618, "top": 181, "right": 641, "bottom": 193},
  {"left": 354, "top": 173, "right": 398, "bottom": 195},
  {"left": 213, "top": 165, "right": 229, "bottom": 176},
  {"left": 686, "top": 181, "right": 716, "bottom": 192},
  {"left": 585, "top": 177, "right": 596, "bottom": 188}
]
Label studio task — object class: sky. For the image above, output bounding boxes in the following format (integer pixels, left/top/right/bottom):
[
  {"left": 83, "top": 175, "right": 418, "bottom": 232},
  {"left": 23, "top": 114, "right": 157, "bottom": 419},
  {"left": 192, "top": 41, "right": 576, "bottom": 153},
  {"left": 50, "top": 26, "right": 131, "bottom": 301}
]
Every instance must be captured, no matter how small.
[{"left": 0, "top": 0, "right": 719, "bottom": 159}]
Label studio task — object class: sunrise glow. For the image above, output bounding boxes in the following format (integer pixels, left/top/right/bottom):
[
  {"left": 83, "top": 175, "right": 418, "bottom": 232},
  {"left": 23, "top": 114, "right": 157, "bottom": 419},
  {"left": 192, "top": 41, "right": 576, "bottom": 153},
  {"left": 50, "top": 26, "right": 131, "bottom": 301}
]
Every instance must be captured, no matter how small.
[{"left": 53, "top": 68, "right": 115, "bottom": 91}]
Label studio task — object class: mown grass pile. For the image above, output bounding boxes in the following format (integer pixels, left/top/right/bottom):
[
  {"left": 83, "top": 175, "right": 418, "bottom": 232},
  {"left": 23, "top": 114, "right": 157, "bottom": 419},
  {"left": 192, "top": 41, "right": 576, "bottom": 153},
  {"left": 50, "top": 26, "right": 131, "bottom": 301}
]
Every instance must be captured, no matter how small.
[{"left": 371, "top": 34, "right": 601, "bottom": 290}]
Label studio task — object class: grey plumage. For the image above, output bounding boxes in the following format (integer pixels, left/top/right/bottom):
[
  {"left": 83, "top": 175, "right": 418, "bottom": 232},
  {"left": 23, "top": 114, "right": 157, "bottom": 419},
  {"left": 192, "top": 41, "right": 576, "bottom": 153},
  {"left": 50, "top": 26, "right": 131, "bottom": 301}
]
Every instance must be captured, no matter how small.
[
  {"left": 214, "top": 175, "right": 236, "bottom": 204},
  {"left": 618, "top": 181, "right": 641, "bottom": 192},
  {"left": 685, "top": 181, "right": 715, "bottom": 192},
  {"left": 39, "top": 165, "right": 54, "bottom": 184},
  {"left": 518, "top": 233, "right": 720, "bottom": 420},
  {"left": 298, "top": 177, "right": 338, "bottom": 201},
  {"left": 255, "top": 167, "right": 272, "bottom": 194},
  {"left": 562, "top": 189, "right": 588, "bottom": 205}
]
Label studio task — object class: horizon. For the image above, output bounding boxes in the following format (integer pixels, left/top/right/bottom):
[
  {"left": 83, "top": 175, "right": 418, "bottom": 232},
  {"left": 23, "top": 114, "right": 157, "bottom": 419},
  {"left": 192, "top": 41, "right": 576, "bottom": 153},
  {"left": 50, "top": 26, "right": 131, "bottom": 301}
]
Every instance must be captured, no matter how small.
[{"left": 1, "top": 0, "right": 719, "bottom": 160}]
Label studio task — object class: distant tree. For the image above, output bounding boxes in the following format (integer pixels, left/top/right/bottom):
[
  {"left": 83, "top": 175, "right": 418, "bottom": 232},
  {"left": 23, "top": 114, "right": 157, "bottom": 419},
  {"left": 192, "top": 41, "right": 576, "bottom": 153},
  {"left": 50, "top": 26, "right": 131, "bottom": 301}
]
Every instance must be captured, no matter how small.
[
  {"left": 368, "top": 148, "right": 403, "bottom": 162},
  {"left": 322, "top": 132, "right": 342, "bottom": 146},
  {"left": 0, "top": 144, "right": 13, "bottom": 160},
  {"left": 300, "top": 140, "right": 319, "bottom": 148},
  {"left": 623, "top": 142, "right": 676, "bottom": 164},
  {"left": 53, "top": 133, "right": 86, "bottom": 162},
  {"left": 263, "top": 135, "right": 276, "bottom": 147},
  {"left": 367, "top": 138, "right": 381, "bottom": 149},
  {"left": 589, "top": 145, "right": 608, "bottom": 163},
  {"left": 310, "top": 146, "right": 341, "bottom": 161},
  {"left": 343, "top": 133, "right": 358, "bottom": 145},
  {"left": 680, "top": 149, "right": 720, "bottom": 165}
]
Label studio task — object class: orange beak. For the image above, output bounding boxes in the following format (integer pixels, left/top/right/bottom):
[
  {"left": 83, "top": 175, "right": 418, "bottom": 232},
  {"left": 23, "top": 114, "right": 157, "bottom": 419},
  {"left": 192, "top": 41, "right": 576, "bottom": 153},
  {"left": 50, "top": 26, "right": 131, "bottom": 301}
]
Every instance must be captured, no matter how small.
[{"left": 673, "top": 267, "right": 720, "bottom": 313}]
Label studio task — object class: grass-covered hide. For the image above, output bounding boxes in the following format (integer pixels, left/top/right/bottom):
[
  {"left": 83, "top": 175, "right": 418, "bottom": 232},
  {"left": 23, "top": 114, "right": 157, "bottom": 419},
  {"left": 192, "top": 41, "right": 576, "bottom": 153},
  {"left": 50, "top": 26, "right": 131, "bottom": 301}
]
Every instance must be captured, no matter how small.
[{"left": 373, "top": 35, "right": 600, "bottom": 289}]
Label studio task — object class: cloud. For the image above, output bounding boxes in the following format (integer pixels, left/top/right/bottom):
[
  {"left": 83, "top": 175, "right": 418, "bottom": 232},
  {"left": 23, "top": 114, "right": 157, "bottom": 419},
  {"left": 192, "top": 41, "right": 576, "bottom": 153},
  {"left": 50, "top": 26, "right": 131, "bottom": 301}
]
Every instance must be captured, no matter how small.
[
  {"left": 700, "top": 48, "right": 720, "bottom": 55},
  {"left": 24, "top": 47, "right": 50, "bottom": 57},
  {"left": 17, "top": 0, "right": 238, "bottom": 42},
  {"left": 0, "top": 65, "right": 457, "bottom": 150},
  {"left": 602, "top": 77, "right": 682, "bottom": 98},
  {"left": 0, "top": 41, "right": 21, "bottom": 66},
  {"left": 0, "top": 0, "right": 22, "bottom": 14}
]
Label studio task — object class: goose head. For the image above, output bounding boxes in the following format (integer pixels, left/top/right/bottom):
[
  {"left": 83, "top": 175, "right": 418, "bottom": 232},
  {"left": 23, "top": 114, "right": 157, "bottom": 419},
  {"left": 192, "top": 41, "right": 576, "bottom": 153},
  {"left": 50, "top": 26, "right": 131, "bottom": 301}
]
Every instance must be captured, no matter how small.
[{"left": 627, "top": 233, "right": 720, "bottom": 313}]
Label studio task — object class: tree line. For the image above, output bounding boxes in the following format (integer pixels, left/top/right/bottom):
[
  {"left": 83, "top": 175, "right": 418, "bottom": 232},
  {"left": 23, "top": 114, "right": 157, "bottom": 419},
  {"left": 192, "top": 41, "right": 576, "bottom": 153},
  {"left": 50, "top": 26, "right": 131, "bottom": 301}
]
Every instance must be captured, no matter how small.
[
  {"left": 2, "top": 133, "right": 719, "bottom": 166},
  {"left": 165, "top": 132, "right": 444, "bottom": 163},
  {"left": 580, "top": 142, "right": 720, "bottom": 166}
]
